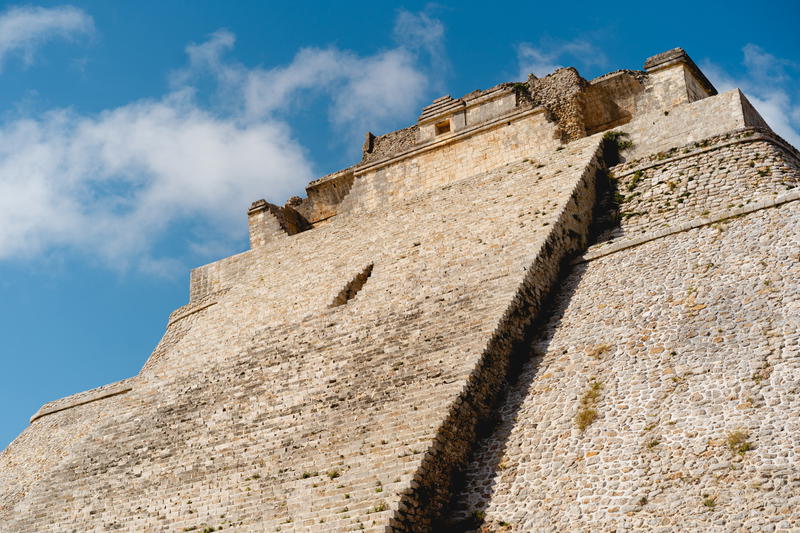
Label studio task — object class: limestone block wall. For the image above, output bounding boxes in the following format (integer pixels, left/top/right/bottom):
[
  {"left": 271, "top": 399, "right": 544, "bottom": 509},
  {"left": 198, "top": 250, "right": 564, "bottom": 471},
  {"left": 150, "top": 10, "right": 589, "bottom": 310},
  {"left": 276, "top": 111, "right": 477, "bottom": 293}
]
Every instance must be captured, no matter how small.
[
  {"left": 641, "top": 48, "right": 716, "bottom": 109},
  {"left": 247, "top": 203, "right": 291, "bottom": 248},
  {"left": 29, "top": 377, "right": 135, "bottom": 423},
  {"left": 0, "top": 394, "right": 122, "bottom": 524},
  {"left": 361, "top": 127, "right": 418, "bottom": 165},
  {"left": 642, "top": 64, "right": 701, "bottom": 109},
  {"left": 301, "top": 87, "right": 766, "bottom": 231},
  {"left": 0, "top": 136, "right": 606, "bottom": 532},
  {"left": 619, "top": 89, "right": 763, "bottom": 161},
  {"left": 190, "top": 109, "right": 567, "bottom": 302},
  {"left": 189, "top": 250, "right": 250, "bottom": 302},
  {"left": 246, "top": 49, "right": 733, "bottom": 236},
  {"left": 464, "top": 89, "right": 518, "bottom": 127},
  {"left": 339, "top": 109, "right": 560, "bottom": 216},
  {"left": 139, "top": 288, "right": 229, "bottom": 373},
  {"left": 644, "top": 63, "right": 691, "bottom": 110},
  {"left": 584, "top": 70, "right": 646, "bottom": 135},
  {"left": 449, "top": 134, "right": 800, "bottom": 532},
  {"left": 684, "top": 67, "right": 712, "bottom": 103},
  {"left": 604, "top": 128, "right": 800, "bottom": 242},
  {"left": 297, "top": 168, "right": 355, "bottom": 225},
  {"left": 392, "top": 139, "right": 604, "bottom": 530}
]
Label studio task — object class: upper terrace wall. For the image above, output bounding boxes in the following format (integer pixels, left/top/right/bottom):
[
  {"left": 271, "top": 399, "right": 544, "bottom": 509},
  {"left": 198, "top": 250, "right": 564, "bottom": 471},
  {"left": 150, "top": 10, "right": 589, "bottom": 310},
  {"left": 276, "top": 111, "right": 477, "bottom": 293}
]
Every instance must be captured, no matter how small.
[
  {"left": 584, "top": 70, "right": 646, "bottom": 134},
  {"left": 339, "top": 108, "right": 559, "bottom": 215},
  {"left": 605, "top": 128, "right": 800, "bottom": 242},
  {"left": 198, "top": 57, "right": 757, "bottom": 302},
  {"left": 286, "top": 48, "right": 723, "bottom": 227},
  {"left": 642, "top": 47, "right": 717, "bottom": 108},
  {"left": 618, "top": 89, "right": 764, "bottom": 161}
]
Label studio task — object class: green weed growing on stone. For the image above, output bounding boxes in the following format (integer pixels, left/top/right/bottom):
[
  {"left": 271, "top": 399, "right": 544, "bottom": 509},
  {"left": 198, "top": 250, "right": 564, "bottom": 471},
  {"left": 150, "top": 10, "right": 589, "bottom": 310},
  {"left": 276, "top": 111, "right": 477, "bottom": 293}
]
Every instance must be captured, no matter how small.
[
  {"left": 587, "top": 343, "right": 612, "bottom": 359},
  {"left": 369, "top": 502, "right": 387, "bottom": 513},
  {"left": 603, "top": 130, "right": 634, "bottom": 150},
  {"left": 575, "top": 406, "right": 597, "bottom": 431},
  {"left": 627, "top": 170, "right": 644, "bottom": 191},
  {"left": 726, "top": 431, "right": 753, "bottom": 455},
  {"left": 576, "top": 379, "right": 603, "bottom": 431}
]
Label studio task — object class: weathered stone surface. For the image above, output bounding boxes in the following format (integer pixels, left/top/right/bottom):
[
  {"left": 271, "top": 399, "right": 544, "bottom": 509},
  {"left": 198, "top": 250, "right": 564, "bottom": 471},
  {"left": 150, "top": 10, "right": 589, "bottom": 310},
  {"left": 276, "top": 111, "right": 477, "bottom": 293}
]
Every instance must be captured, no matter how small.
[
  {"left": 0, "top": 133, "right": 606, "bottom": 533},
  {"left": 1, "top": 48, "right": 798, "bottom": 532},
  {"left": 451, "top": 200, "right": 800, "bottom": 532}
]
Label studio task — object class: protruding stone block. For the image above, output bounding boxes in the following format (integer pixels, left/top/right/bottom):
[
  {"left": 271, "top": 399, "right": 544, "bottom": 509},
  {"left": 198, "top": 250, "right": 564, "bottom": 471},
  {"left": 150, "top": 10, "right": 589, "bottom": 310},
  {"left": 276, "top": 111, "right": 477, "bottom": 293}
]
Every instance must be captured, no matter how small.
[
  {"left": 643, "top": 47, "right": 717, "bottom": 108},
  {"left": 247, "top": 199, "right": 311, "bottom": 249}
]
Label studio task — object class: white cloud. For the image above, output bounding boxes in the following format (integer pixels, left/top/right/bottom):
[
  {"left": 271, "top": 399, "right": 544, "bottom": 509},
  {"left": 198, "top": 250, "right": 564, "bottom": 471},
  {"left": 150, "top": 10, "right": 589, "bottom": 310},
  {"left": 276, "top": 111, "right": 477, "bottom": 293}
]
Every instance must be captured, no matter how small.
[
  {"left": 0, "top": 5, "right": 93, "bottom": 70},
  {"left": 263, "top": 46, "right": 428, "bottom": 132},
  {"left": 516, "top": 39, "right": 607, "bottom": 80},
  {"left": 393, "top": 10, "right": 447, "bottom": 76},
  {"left": 0, "top": 11, "right": 443, "bottom": 272},
  {"left": 182, "top": 16, "right": 441, "bottom": 135},
  {"left": 702, "top": 44, "right": 800, "bottom": 149},
  {"left": 516, "top": 44, "right": 563, "bottom": 79},
  {"left": 742, "top": 44, "right": 791, "bottom": 84},
  {"left": 0, "top": 92, "right": 313, "bottom": 269}
]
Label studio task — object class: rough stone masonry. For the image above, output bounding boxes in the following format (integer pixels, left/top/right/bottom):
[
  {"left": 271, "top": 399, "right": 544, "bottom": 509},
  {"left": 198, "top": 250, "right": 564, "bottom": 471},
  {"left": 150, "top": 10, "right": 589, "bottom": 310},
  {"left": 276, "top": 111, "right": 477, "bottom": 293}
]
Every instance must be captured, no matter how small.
[{"left": 1, "top": 48, "right": 798, "bottom": 532}]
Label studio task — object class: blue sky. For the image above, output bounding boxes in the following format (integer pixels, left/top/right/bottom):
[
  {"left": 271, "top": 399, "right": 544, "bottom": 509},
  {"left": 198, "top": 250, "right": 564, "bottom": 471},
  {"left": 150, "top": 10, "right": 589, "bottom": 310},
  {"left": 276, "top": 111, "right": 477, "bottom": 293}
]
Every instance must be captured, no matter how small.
[{"left": 1, "top": 0, "right": 798, "bottom": 449}]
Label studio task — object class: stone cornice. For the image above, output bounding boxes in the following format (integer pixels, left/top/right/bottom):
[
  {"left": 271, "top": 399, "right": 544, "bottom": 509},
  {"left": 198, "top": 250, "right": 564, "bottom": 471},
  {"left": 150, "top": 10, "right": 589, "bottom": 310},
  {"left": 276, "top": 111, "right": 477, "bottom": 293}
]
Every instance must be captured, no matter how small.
[{"left": 576, "top": 189, "right": 800, "bottom": 265}]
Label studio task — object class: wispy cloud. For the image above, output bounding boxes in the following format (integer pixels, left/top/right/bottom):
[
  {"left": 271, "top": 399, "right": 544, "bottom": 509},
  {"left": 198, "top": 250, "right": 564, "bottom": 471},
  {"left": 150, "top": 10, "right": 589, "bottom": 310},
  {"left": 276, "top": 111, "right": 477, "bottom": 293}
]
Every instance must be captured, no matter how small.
[
  {"left": 0, "top": 10, "right": 444, "bottom": 273},
  {"left": 180, "top": 9, "right": 445, "bottom": 136},
  {"left": 516, "top": 38, "right": 607, "bottom": 79},
  {"left": 393, "top": 9, "right": 447, "bottom": 78},
  {"left": 0, "top": 5, "right": 93, "bottom": 70},
  {"left": 702, "top": 44, "right": 800, "bottom": 148},
  {"left": 0, "top": 92, "right": 313, "bottom": 270},
  {"left": 240, "top": 46, "right": 429, "bottom": 134}
]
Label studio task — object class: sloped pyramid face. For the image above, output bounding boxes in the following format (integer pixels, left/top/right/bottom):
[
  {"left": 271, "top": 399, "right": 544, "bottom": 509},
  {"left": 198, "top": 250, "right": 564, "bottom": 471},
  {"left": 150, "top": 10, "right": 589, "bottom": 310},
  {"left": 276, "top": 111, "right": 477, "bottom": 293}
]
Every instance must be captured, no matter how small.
[
  {"left": 0, "top": 137, "right": 605, "bottom": 531},
  {"left": 2, "top": 48, "right": 799, "bottom": 532}
]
